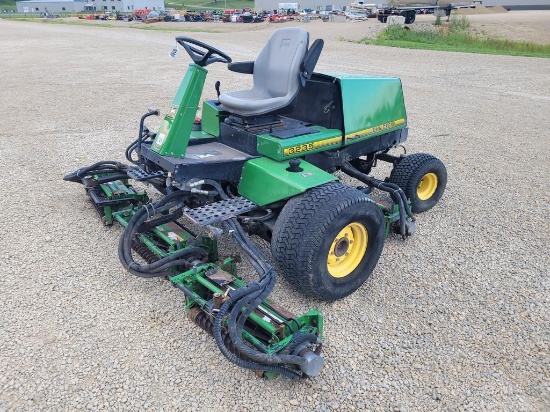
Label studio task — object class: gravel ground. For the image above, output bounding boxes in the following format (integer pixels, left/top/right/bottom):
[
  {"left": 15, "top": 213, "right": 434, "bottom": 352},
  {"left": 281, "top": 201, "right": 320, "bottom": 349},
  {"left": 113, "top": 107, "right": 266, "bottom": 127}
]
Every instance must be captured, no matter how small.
[{"left": 1, "top": 18, "right": 549, "bottom": 412}]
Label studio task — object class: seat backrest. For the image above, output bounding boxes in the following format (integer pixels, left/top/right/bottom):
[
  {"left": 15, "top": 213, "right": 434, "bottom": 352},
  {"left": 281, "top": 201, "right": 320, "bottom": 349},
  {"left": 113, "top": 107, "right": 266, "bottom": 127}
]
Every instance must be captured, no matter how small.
[{"left": 253, "top": 27, "right": 309, "bottom": 99}]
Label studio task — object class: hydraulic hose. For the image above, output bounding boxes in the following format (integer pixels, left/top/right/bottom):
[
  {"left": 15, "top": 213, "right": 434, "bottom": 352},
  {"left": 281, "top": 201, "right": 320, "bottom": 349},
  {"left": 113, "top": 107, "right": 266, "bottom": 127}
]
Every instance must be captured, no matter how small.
[
  {"left": 207, "top": 216, "right": 306, "bottom": 378},
  {"left": 341, "top": 162, "right": 415, "bottom": 238},
  {"left": 125, "top": 140, "right": 139, "bottom": 165},
  {"left": 93, "top": 173, "right": 132, "bottom": 185},
  {"left": 226, "top": 218, "right": 317, "bottom": 371},
  {"left": 225, "top": 221, "right": 313, "bottom": 366},
  {"left": 213, "top": 291, "right": 303, "bottom": 379},
  {"left": 126, "top": 128, "right": 155, "bottom": 165},
  {"left": 118, "top": 190, "right": 208, "bottom": 278},
  {"left": 379, "top": 180, "right": 414, "bottom": 221},
  {"left": 137, "top": 111, "right": 159, "bottom": 161},
  {"left": 63, "top": 161, "right": 128, "bottom": 183},
  {"left": 198, "top": 179, "right": 228, "bottom": 200},
  {"left": 228, "top": 279, "right": 309, "bottom": 367}
]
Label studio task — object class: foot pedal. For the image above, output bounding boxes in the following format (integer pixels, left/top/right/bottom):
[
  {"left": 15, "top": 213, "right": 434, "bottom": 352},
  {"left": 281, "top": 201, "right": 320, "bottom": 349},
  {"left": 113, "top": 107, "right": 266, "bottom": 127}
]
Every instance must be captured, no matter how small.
[
  {"left": 127, "top": 167, "right": 165, "bottom": 181},
  {"left": 185, "top": 197, "right": 258, "bottom": 226}
]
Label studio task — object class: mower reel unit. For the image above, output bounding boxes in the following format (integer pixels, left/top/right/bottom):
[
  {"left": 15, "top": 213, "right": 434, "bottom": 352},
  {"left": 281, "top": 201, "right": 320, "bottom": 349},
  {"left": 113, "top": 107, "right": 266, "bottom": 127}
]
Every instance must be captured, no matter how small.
[{"left": 64, "top": 28, "right": 447, "bottom": 379}]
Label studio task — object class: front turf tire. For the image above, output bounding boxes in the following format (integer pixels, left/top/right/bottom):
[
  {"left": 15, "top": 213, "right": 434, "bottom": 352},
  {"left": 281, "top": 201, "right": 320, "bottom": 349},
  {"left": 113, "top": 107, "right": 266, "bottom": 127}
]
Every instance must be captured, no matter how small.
[
  {"left": 271, "top": 183, "right": 385, "bottom": 301},
  {"left": 388, "top": 153, "right": 447, "bottom": 213}
]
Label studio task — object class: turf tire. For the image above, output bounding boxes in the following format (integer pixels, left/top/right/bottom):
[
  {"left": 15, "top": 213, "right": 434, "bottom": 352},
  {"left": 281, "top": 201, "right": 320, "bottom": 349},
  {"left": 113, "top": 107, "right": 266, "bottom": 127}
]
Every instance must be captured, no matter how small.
[
  {"left": 271, "top": 182, "right": 385, "bottom": 301},
  {"left": 388, "top": 153, "right": 447, "bottom": 213}
]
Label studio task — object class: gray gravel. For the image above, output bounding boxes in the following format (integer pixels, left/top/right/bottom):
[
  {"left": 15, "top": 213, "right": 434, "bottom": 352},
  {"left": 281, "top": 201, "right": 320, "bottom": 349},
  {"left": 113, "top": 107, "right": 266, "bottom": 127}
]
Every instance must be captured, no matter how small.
[{"left": 1, "top": 19, "right": 549, "bottom": 412}]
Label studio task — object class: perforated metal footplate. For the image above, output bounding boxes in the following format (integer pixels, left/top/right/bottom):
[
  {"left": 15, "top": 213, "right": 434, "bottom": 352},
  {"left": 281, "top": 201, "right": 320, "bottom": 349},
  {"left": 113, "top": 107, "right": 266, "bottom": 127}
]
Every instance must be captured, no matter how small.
[
  {"left": 184, "top": 197, "right": 258, "bottom": 226},
  {"left": 127, "top": 167, "right": 165, "bottom": 181}
]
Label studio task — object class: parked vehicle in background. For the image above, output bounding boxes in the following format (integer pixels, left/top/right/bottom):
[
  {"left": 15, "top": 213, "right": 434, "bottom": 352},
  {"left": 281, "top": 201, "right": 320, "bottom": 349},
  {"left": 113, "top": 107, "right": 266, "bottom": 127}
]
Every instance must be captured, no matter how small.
[
  {"left": 345, "top": 10, "right": 368, "bottom": 20},
  {"left": 377, "top": 2, "right": 463, "bottom": 24}
]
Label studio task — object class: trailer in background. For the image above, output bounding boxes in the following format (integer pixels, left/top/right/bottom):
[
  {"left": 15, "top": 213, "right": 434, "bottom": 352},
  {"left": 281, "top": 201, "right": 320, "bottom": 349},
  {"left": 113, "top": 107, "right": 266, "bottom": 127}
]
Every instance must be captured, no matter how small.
[{"left": 377, "top": 2, "right": 473, "bottom": 24}]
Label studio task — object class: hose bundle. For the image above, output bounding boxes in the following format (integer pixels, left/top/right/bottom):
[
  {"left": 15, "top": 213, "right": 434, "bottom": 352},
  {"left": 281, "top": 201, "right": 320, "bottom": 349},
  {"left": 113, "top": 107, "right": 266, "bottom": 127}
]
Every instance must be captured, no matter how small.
[
  {"left": 118, "top": 190, "right": 208, "bottom": 278},
  {"left": 63, "top": 161, "right": 129, "bottom": 184},
  {"left": 212, "top": 217, "right": 318, "bottom": 379},
  {"left": 118, "top": 179, "right": 319, "bottom": 377}
]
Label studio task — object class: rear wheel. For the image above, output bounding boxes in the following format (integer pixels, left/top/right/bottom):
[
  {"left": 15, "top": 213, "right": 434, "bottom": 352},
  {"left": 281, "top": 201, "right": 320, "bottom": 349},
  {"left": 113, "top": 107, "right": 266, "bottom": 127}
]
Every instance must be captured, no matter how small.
[
  {"left": 271, "top": 183, "right": 385, "bottom": 301},
  {"left": 388, "top": 153, "right": 447, "bottom": 213}
]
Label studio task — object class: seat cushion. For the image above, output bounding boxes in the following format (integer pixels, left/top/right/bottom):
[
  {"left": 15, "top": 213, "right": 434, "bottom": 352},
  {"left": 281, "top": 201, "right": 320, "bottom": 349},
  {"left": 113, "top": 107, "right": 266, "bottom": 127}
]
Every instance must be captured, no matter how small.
[
  {"left": 219, "top": 27, "right": 309, "bottom": 117},
  {"left": 218, "top": 89, "right": 290, "bottom": 116}
]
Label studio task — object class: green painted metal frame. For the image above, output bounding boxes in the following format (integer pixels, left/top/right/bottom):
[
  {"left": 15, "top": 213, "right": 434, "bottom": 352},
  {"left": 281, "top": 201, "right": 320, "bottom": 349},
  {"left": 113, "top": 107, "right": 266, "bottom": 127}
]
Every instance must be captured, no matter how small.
[
  {"left": 151, "top": 63, "right": 208, "bottom": 158},
  {"left": 93, "top": 177, "right": 149, "bottom": 225},
  {"left": 375, "top": 199, "right": 413, "bottom": 238},
  {"left": 238, "top": 157, "right": 337, "bottom": 207},
  {"left": 92, "top": 177, "right": 323, "bottom": 371},
  {"left": 169, "top": 264, "right": 323, "bottom": 353}
]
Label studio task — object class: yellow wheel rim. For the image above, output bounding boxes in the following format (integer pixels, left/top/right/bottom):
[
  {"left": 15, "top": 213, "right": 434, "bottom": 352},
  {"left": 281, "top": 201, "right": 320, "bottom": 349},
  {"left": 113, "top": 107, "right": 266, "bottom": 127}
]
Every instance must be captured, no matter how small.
[
  {"left": 417, "top": 172, "right": 438, "bottom": 201},
  {"left": 327, "top": 222, "right": 368, "bottom": 278}
]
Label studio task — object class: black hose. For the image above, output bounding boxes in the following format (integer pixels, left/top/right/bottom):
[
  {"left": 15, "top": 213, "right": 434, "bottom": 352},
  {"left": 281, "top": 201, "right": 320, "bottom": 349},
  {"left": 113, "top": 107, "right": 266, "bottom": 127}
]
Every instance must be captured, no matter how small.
[
  {"left": 379, "top": 180, "right": 414, "bottom": 220},
  {"left": 126, "top": 129, "right": 155, "bottom": 165},
  {"left": 137, "top": 112, "right": 159, "bottom": 161},
  {"left": 228, "top": 277, "right": 309, "bottom": 367},
  {"left": 391, "top": 189, "right": 407, "bottom": 238},
  {"left": 341, "top": 162, "right": 415, "bottom": 238},
  {"left": 118, "top": 190, "right": 208, "bottom": 278},
  {"left": 224, "top": 221, "right": 311, "bottom": 366},
  {"left": 125, "top": 139, "right": 139, "bottom": 165},
  {"left": 192, "top": 179, "right": 228, "bottom": 200},
  {"left": 229, "top": 217, "right": 312, "bottom": 366},
  {"left": 63, "top": 161, "right": 128, "bottom": 183},
  {"left": 136, "top": 208, "right": 184, "bottom": 233},
  {"left": 93, "top": 173, "right": 132, "bottom": 185},
  {"left": 208, "top": 217, "right": 306, "bottom": 378},
  {"left": 222, "top": 218, "right": 268, "bottom": 276},
  {"left": 213, "top": 292, "right": 303, "bottom": 379}
]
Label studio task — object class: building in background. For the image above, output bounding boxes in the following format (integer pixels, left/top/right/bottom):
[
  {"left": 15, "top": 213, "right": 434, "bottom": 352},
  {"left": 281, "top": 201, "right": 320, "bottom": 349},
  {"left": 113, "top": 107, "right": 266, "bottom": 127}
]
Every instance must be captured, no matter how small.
[
  {"left": 253, "top": 0, "right": 336, "bottom": 12},
  {"left": 17, "top": 0, "right": 87, "bottom": 13},
  {"left": 480, "top": 0, "right": 550, "bottom": 9},
  {"left": 16, "top": 0, "right": 165, "bottom": 13},
  {"left": 253, "top": 1, "right": 550, "bottom": 12}
]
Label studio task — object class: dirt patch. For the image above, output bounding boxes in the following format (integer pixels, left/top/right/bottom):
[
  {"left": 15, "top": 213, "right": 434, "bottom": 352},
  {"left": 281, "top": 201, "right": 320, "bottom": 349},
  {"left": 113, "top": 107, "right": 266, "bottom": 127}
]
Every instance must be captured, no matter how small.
[
  {"left": 456, "top": 4, "right": 499, "bottom": 15},
  {"left": 456, "top": 4, "right": 509, "bottom": 15},
  {"left": 489, "top": 6, "right": 509, "bottom": 13},
  {"left": 442, "top": 10, "right": 550, "bottom": 44},
  {"left": 410, "top": 11, "right": 549, "bottom": 45}
]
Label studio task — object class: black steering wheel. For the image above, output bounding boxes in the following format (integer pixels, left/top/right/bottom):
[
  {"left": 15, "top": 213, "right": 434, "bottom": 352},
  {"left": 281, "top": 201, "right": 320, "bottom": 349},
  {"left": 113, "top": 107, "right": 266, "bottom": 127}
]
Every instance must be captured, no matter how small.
[{"left": 175, "top": 36, "right": 232, "bottom": 67}]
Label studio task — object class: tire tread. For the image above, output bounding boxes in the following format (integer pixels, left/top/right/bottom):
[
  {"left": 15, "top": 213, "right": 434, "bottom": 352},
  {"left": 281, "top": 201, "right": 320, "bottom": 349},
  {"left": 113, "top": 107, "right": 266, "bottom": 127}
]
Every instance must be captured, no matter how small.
[{"left": 272, "top": 182, "right": 384, "bottom": 300}]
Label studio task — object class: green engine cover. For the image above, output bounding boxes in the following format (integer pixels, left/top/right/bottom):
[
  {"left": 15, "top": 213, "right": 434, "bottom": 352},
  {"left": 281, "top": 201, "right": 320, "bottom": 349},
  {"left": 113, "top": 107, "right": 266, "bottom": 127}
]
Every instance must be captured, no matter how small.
[
  {"left": 238, "top": 157, "right": 337, "bottom": 206},
  {"left": 319, "top": 72, "right": 407, "bottom": 144}
]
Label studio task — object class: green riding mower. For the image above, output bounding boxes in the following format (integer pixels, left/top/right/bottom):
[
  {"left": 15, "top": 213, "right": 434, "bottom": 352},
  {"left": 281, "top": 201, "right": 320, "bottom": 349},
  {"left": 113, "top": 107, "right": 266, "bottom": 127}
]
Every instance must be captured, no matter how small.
[{"left": 64, "top": 28, "right": 447, "bottom": 379}]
